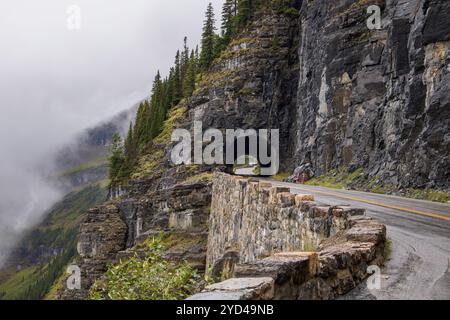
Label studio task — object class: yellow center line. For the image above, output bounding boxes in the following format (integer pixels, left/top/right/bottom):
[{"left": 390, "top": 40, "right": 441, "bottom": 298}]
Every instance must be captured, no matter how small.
[{"left": 286, "top": 185, "right": 450, "bottom": 222}]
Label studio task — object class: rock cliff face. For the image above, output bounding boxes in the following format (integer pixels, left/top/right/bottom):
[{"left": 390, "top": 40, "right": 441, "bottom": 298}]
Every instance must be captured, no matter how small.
[
  {"left": 189, "top": 7, "right": 301, "bottom": 171},
  {"left": 185, "top": 0, "right": 450, "bottom": 188},
  {"left": 292, "top": 0, "right": 449, "bottom": 188}
]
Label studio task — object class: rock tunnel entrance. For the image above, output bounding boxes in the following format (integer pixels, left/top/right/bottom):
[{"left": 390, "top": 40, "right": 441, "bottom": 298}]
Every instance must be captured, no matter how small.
[{"left": 224, "top": 130, "right": 279, "bottom": 176}]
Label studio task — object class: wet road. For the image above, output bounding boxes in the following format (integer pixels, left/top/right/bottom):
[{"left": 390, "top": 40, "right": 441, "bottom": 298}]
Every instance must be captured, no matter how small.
[{"left": 268, "top": 180, "right": 450, "bottom": 300}]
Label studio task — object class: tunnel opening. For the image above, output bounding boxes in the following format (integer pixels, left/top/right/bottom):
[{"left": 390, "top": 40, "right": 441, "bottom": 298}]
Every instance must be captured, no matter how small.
[{"left": 224, "top": 132, "right": 276, "bottom": 177}]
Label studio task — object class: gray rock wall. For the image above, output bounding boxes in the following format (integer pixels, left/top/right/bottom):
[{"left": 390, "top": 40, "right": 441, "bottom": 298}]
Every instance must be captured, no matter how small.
[
  {"left": 179, "top": 0, "right": 449, "bottom": 189},
  {"left": 206, "top": 173, "right": 365, "bottom": 279},
  {"left": 293, "top": 0, "right": 450, "bottom": 188},
  {"left": 187, "top": 10, "right": 301, "bottom": 172}
]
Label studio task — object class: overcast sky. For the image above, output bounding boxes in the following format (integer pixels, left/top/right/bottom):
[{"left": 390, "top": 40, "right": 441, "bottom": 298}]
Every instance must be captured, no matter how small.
[{"left": 0, "top": 0, "right": 223, "bottom": 266}]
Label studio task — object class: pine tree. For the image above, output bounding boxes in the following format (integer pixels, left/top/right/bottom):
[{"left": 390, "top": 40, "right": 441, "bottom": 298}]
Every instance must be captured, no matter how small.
[
  {"left": 133, "top": 101, "right": 151, "bottom": 148},
  {"left": 183, "top": 50, "right": 197, "bottom": 97},
  {"left": 173, "top": 51, "right": 183, "bottom": 104},
  {"left": 200, "top": 3, "right": 216, "bottom": 71},
  {"left": 123, "top": 122, "right": 136, "bottom": 175},
  {"left": 195, "top": 45, "right": 200, "bottom": 64},
  {"left": 237, "top": 0, "right": 252, "bottom": 28},
  {"left": 147, "top": 71, "right": 171, "bottom": 139},
  {"left": 181, "top": 37, "right": 190, "bottom": 83},
  {"left": 124, "top": 122, "right": 134, "bottom": 157},
  {"left": 109, "top": 133, "right": 125, "bottom": 183},
  {"left": 134, "top": 102, "right": 144, "bottom": 145},
  {"left": 213, "top": 34, "right": 226, "bottom": 60},
  {"left": 149, "top": 71, "right": 162, "bottom": 138},
  {"left": 221, "top": 0, "right": 237, "bottom": 45},
  {"left": 166, "top": 68, "right": 176, "bottom": 108}
]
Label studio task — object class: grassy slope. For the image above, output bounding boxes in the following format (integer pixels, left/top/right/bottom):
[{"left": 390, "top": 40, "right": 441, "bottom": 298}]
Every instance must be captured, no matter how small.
[
  {"left": 0, "top": 182, "right": 108, "bottom": 300},
  {"left": 0, "top": 267, "right": 37, "bottom": 299},
  {"left": 273, "top": 169, "right": 449, "bottom": 203},
  {"left": 58, "top": 156, "right": 108, "bottom": 177}
]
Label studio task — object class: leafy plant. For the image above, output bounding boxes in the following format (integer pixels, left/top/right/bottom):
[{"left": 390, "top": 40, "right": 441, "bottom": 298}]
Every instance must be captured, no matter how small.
[{"left": 89, "top": 236, "right": 200, "bottom": 300}]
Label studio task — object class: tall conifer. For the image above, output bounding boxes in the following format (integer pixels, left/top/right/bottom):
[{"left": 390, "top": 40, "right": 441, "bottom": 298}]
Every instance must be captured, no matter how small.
[
  {"left": 200, "top": 3, "right": 216, "bottom": 71},
  {"left": 237, "top": 0, "right": 252, "bottom": 28},
  {"left": 221, "top": 0, "right": 237, "bottom": 44},
  {"left": 183, "top": 50, "right": 197, "bottom": 97}
]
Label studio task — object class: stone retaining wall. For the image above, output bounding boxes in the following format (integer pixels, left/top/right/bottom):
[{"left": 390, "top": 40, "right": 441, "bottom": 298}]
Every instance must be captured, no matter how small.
[{"left": 191, "top": 173, "right": 386, "bottom": 300}]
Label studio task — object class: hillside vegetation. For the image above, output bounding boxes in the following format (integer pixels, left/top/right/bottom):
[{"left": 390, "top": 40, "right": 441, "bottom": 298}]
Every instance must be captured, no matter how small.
[{"left": 0, "top": 183, "right": 107, "bottom": 300}]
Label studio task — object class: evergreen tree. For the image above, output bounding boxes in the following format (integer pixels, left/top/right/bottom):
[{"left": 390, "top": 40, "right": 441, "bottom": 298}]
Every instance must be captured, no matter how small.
[
  {"left": 195, "top": 45, "right": 200, "bottom": 64},
  {"left": 166, "top": 68, "right": 176, "bottom": 108},
  {"left": 109, "top": 133, "right": 125, "bottom": 183},
  {"left": 183, "top": 50, "right": 197, "bottom": 97},
  {"left": 124, "top": 122, "right": 134, "bottom": 156},
  {"left": 237, "top": 0, "right": 252, "bottom": 28},
  {"left": 147, "top": 71, "right": 171, "bottom": 139},
  {"left": 133, "top": 101, "right": 151, "bottom": 147},
  {"left": 181, "top": 37, "right": 190, "bottom": 84},
  {"left": 173, "top": 51, "right": 183, "bottom": 104},
  {"left": 200, "top": 3, "right": 216, "bottom": 71},
  {"left": 149, "top": 71, "right": 162, "bottom": 138},
  {"left": 123, "top": 122, "right": 136, "bottom": 175},
  {"left": 182, "top": 37, "right": 189, "bottom": 66},
  {"left": 213, "top": 34, "right": 226, "bottom": 60},
  {"left": 221, "top": 0, "right": 237, "bottom": 45}
]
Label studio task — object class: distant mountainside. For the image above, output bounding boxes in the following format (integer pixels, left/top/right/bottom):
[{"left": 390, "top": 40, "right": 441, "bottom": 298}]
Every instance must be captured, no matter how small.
[
  {"left": 56, "top": 105, "right": 137, "bottom": 171},
  {"left": 0, "top": 104, "right": 138, "bottom": 300},
  {"left": 53, "top": 104, "right": 138, "bottom": 192}
]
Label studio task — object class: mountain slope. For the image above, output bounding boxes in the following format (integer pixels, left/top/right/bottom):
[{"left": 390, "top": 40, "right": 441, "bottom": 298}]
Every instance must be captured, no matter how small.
[
  {"left": 0, "top": 183, "right": 107, "bottom": 300},
  {"left": 0, "top": 106, "right": 137, "bottom": 300}
]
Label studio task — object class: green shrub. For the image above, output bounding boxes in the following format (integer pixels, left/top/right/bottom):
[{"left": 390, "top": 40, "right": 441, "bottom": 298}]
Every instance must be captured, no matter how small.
[
  {"left": 281, "top": 7, "right": 300, "bottom": 17},
  {"left": 405, "top": 188, "right": 449, "bottom": 203},
  {"left": 89, "top": 236, "right": 200, "bottom": 300}
]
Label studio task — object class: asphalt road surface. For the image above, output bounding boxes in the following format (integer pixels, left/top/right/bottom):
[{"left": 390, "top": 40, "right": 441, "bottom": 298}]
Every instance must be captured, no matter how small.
[{"left": 268, "top": 180, "right": 450, "bottom": 300}]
